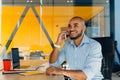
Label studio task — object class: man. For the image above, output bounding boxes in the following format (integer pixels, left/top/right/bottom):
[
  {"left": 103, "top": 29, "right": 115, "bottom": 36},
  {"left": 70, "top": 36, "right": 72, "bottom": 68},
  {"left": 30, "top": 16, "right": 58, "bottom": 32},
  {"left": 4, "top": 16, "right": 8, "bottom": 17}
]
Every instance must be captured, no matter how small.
[{"left": 46, "top": 16, "right": 103, "bottom": 80}]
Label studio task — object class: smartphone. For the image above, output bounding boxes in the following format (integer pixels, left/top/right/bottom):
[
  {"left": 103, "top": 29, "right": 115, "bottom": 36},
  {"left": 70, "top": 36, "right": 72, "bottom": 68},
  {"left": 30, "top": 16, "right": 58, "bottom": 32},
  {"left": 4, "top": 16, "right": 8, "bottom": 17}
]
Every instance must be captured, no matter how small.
[{"left": 65, "top": 34, "right": 69, "bottom": 39}]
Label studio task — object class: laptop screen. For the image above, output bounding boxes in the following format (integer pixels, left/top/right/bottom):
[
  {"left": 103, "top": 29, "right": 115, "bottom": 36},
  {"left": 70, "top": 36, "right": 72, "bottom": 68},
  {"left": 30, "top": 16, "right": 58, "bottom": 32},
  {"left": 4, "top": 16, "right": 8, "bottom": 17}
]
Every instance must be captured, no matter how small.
[{"left": 11, "top": 48, "right": 20, "bottom": 69}]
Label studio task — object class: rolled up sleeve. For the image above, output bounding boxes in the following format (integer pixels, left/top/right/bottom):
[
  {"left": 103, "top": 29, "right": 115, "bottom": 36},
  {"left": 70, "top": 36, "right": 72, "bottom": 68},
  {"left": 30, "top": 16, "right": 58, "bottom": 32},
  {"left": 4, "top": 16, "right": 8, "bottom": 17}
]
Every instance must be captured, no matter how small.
[
  {"left": 82, "top": 42, "right": 103, "bottom": 80},
  {"left": 49, "top": 43, "right": 67, "bottom": 67}
]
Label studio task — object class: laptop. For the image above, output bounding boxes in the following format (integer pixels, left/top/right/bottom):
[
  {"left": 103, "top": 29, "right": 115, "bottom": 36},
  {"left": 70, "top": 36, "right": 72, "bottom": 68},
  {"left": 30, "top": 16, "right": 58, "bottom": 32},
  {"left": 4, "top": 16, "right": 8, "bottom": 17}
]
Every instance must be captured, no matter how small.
[{"left": 11, "top": 48, "right": 43, "bottom": 71}]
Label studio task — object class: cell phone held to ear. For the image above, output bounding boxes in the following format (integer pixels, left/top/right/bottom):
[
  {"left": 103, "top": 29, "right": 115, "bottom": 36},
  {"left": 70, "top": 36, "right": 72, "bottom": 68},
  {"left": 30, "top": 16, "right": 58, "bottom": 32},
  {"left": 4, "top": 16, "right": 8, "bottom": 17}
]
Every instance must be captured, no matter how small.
[{"left": 65, "top": 34, "right": 70, "bottom": 39}]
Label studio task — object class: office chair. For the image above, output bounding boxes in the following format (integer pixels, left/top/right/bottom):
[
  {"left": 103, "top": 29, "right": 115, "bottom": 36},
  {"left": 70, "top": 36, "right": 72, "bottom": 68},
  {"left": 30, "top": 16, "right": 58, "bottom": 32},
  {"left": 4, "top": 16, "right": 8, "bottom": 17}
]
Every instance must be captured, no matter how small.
[{"left": 93, "top": 37, "right": 114, "bottom": 80}]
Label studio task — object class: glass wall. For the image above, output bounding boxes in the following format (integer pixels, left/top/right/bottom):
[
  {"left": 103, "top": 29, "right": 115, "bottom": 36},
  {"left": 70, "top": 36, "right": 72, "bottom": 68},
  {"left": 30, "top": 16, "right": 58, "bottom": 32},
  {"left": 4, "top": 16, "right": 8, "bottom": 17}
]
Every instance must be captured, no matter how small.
[{"left": 0, "top": 0, "right": 110, "bottom": 55}]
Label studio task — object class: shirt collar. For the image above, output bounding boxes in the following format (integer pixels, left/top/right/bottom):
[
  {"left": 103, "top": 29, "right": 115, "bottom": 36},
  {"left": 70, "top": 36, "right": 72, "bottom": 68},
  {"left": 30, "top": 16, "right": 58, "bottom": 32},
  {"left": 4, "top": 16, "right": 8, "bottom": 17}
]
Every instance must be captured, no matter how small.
[
  {"left": 81, "top": 34, "right": 90, "bottom": 44},
  {"left": 69, "top": 34, "right": 90, "bottom": 46}
]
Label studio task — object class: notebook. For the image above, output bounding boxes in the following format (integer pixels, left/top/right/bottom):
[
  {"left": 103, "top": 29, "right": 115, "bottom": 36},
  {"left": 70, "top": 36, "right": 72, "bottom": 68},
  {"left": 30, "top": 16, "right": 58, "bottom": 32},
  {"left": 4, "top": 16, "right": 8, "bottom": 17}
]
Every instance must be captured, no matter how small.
[{"left": 11, "top": 48, "right": 44, "bottom": 71}]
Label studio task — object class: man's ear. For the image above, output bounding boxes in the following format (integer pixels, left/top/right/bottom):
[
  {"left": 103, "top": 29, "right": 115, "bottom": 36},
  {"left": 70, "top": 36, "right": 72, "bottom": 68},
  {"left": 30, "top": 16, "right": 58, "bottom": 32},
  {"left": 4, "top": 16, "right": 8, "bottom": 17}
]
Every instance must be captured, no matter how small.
[{"left": 83, "top": 25, "right": 86, "bottom": 32}]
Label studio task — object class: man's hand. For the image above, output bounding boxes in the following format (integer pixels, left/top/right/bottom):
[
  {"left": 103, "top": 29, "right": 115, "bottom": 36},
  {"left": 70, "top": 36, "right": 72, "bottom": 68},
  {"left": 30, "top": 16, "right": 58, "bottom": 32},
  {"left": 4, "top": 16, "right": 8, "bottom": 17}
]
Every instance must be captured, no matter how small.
[
  {"left": 46, "top": 66, "right": 63, "bottom": 75},
  {"left": 56, "top": 31, "right": 68, "bottom": 45}
]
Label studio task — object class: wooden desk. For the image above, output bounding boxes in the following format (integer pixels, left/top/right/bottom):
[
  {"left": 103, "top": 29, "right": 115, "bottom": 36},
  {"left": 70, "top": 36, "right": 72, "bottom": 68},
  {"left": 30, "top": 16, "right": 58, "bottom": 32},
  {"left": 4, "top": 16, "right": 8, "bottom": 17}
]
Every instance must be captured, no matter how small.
[
  {"left": 0, "top": 72, "right": 64, "bottom": 80},
  {"left": 0, "top": 60, "right": 48, "bottom": 71},
  {"left": 0, "top": 60, "right": 65, "bottom": 80}
]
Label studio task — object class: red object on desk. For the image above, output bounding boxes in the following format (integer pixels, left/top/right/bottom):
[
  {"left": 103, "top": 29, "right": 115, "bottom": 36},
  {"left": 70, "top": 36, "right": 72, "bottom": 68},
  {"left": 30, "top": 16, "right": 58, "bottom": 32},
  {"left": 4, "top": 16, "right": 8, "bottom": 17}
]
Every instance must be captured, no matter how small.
[{"left": 3, "top": 59, "right": 11, "bottom": 71}]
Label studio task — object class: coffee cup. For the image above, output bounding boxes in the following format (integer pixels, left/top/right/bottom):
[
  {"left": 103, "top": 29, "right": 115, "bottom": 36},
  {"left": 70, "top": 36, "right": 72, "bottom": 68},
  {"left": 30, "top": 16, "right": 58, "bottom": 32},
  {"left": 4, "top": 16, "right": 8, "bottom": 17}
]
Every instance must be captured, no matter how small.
[{"left": 3, "top": 59, "right": 11, "bottom": 71}]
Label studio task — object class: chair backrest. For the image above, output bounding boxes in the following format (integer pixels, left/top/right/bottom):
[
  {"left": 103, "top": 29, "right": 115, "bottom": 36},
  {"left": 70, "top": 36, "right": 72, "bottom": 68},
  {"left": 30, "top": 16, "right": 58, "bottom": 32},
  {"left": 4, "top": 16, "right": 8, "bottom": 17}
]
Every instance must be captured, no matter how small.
[{"left": 93, "top": 37, "right": 114, "bottom": 80}]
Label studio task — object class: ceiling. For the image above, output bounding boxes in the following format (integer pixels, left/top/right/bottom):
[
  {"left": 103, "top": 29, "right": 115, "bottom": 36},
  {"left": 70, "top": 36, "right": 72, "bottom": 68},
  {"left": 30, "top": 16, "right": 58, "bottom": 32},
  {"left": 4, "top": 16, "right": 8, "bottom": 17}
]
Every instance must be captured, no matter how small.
[
  {"left": 2, "top": 0, "right": 109, "bottom": 6},
  {"left": 1, "top": 0, "right": 106, "bottom": 21}
]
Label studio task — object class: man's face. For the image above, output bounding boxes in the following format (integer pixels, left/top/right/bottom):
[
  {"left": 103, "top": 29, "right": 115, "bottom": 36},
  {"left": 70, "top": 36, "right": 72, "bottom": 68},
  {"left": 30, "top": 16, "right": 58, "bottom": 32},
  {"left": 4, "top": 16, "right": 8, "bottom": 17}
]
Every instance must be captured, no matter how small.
[{"left": 67, "top": 18, "right": 85, "bottom": 40}]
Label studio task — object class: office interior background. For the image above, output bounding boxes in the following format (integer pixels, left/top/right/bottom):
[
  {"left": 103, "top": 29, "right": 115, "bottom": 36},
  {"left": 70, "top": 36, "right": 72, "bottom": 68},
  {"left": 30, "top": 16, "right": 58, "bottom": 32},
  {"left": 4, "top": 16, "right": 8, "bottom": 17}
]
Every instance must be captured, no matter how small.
[{"left": 0, "top": 0, "right": 120, "bottom": 80}]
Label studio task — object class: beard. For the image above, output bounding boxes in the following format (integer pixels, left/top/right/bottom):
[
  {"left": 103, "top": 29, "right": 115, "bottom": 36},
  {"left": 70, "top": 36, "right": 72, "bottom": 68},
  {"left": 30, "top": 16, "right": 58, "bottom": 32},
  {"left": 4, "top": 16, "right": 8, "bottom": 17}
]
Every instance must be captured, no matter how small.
[{"left": 70, "top": 30, "right": 83, "bottom": 40}]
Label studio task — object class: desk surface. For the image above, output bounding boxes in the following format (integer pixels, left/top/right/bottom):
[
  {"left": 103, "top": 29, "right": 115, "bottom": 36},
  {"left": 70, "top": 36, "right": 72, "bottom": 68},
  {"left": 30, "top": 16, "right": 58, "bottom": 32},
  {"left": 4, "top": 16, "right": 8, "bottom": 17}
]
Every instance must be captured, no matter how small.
[
  {"left": 0, "top": 72, "right": 64, "bottom": 80},
  {"left": 0, "top": 60, "right": 64, "bottom": 80}
]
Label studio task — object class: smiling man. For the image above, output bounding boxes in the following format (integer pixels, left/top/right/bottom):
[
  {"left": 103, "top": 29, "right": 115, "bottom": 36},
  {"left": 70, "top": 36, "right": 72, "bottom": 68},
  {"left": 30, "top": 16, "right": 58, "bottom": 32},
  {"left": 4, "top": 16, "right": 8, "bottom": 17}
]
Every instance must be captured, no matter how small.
[{"left": 46, "top": 16, "right": 103, "bottom": 80}]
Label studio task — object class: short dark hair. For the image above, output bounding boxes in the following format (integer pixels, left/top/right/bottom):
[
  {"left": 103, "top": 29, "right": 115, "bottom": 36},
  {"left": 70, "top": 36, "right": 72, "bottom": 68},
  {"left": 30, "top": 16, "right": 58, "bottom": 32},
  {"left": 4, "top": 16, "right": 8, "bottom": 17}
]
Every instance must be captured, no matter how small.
[{"left": 70, "top": 16, "right": 85, "bottom": 26}]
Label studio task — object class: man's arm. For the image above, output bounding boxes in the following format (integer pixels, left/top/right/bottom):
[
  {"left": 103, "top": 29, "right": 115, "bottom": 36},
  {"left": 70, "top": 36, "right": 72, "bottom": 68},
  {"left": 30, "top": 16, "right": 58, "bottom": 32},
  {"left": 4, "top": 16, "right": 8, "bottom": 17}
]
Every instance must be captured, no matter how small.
[
  {"left": 63, "top": 70, "right": 87, "bottom": 80},
  {"left": 49, "top": 47, "right": 60, "bottom": 63},
  {"left": 46, "top": 66, "right": 87, "bottom": 80},
  {"left": 49, "top": 31, "right": 67, "bottom": 63}
]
